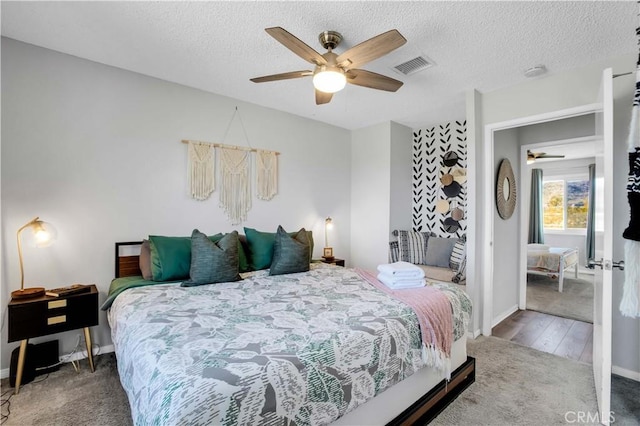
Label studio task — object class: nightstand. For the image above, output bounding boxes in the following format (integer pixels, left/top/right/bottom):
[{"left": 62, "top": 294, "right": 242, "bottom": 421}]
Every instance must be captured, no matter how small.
[
  {"left": 8, "top": 285, "right": 99, "bottom": 394},
  {"left": 321, "top": 258, "right": 345, "bottom": 267}
]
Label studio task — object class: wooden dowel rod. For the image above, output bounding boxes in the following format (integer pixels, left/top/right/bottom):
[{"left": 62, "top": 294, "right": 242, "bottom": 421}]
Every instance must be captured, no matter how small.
[{"left": 180, "top": 139, "right": 280, "bottom": 155}]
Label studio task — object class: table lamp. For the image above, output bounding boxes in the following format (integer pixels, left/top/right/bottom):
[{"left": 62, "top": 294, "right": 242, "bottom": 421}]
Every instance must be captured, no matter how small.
[
  {"left": 11, "top": 217, "right": 57, "bottom": 299},
  {"left": 322, "top": 217, "right": 334, "bottom": 260}
]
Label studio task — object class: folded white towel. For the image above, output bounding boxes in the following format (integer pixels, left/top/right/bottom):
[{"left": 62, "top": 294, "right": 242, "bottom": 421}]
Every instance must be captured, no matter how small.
[
  {"left": 377, "top": 261, "right": 425, "bottom": 279},
  {"left": 377, "top": 273, "right": 425, "bottom": 289}
]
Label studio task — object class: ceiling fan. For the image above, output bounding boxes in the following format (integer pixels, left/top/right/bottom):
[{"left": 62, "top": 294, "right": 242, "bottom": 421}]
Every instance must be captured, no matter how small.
[
  {"left": 527, "top": 150, "right": 565, "bottom": 164},
  {"left": 250, "top": 27, "right": 407, "bottom": 105}
]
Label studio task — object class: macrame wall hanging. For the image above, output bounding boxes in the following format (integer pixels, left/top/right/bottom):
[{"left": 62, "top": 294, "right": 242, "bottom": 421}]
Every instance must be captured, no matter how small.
[
  {"left": 187, "top": 141, "right": 216, "bottom": 200},
  {"left": 256, "top": 149, "right": 278, "bottom": 200},
  {"left": 621, "top": 4, "right": 640, "bottom": 318},
  {"left": 220, "top": 147, "right": 251, "bottom": 225},
  {"left": 182, "top": 107, "right": 280, "bottom": 224}
]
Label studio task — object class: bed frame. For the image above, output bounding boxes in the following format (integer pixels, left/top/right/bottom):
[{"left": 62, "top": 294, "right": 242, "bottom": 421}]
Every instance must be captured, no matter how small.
[
  {"left": 114, "top": 241, "right": 475, "bottom": 424},
  {"left": 527, "top": 246, "right": 579, "bottom": 292}
]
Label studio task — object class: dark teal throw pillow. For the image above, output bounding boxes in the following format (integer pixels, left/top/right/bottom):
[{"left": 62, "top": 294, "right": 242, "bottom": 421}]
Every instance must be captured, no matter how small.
[
  {"left": 182, "top": 229, "right": 241, "bottom": 286},
  {"left": 244, "top": 227, "right": 314, "bottom": 270},
  {"left": 269, "top": 226, "right": 311, "bottom": 276},
  {"left": 149, "top": 235, "right": 193, "bottom": 281},
  {"left": 149, "top": 233, "right": 224, "bottom": 281}
]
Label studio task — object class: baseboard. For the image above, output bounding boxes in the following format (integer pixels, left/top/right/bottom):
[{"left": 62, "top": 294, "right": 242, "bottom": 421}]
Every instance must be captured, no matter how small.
[
  {"left": 0, "top": 344, "right": 115, "bottom": 379},
  {"left": 468, "top": 328, "right": 482, "bottom": 339},
  {"left": 492, "top": 304, "right": 519, "bottom": 328},
  {"left": 612, "top": 365, "right": 640, "bottom": 382}
]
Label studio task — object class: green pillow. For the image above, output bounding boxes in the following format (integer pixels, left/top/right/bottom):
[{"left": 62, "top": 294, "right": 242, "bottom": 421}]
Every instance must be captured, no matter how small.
[
  {"left": 269, "top": 226, "right": 311, "bottom": 276},
  {"left": 244, "top": 227, "right": 276, "bottom": 270},
  {"left": 244, "top": 227, "right": 314, "bottom": 270},
  {"left": 182, "top": 229, "right": 241, "bottom": 286},
  {"left": 149, "top": 233, "right": 223, "bottom": 281},
  {"left": 149, "top": 235, "right": 192, "bottom": 281}
]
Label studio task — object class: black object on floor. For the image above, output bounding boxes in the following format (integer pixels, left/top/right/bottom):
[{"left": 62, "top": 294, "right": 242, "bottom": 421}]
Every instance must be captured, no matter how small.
[{"left": 9, "top": 340, "right": 60, "bottom": 387}]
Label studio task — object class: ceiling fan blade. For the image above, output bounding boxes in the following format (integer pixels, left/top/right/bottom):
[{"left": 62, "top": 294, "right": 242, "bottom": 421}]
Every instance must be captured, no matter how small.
[
  {"left": 265, "top": 27, "right": 328, "bottom": 66},
  {"left": 346, "top": 69, "right": 403, "bottom": 92},
  {"left": 336, "top": 29, "right": 406, "bottom": 69},
  {"left": 250, "top": 70, "right": 312, "bottom": 83},
  {"left": 315, "top": 89, "right": 333, "bottom": 105}
]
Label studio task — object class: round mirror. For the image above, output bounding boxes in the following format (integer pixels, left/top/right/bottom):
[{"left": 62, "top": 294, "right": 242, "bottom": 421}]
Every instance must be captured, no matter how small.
[
  {"left": 443, "top": 151, "right": 459, "bottom": 167},
  {"left": 444, "top": 217, "right": 460, "bottom": 233},
  {"left": 496, "top": 159, "right": 517, "bottom": 219},
  {"left": 503, "top": 178, "right": 510, "bottom": 201}
]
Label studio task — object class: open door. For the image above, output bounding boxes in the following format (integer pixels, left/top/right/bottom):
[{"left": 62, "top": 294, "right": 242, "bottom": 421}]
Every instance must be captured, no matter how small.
[{"left": 590, "top": 68, "right": 614, "bottom": 425}]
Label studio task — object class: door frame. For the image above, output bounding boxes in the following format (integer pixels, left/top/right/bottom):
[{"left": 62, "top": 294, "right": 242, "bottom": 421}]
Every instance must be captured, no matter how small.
[{"left": 481, "top": 103, "right": 600, "bottom": 335}]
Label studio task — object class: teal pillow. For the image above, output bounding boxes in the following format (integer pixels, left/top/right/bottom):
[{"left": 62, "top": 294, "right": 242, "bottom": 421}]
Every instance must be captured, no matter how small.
[
  {"left": 244, "top": 227, "right": 314, "bottom": 270},
  {"left": 182, "top": 229, "right": 241, "bottom": 286},
  {"left": 270, "top": 226, "right": 311, "bottom": 276},
  {"left": 149, "top": 233, "right": 223, "bottom": 281},
  {"left": 244, "top": 227, "right": 277, "bottom": 270},
  {"left": 149, "top": 235, "right": 192, "bottom": 281}
]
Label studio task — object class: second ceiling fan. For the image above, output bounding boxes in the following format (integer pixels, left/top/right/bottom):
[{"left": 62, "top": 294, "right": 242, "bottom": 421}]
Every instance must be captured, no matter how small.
[
  {"left": 250, "top": 27, "right": 407, "bottom": 105},
  {"left": 527, "top": 150, "right": 565, "bottom": 164}
]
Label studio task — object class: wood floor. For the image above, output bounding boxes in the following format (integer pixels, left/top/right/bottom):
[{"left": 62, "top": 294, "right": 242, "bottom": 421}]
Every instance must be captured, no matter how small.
[{"left": 492, "top": 310, "right": 593, "bottom": 364}]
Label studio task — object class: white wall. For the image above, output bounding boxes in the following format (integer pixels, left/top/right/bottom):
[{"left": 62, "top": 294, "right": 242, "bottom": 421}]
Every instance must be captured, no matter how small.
[
  {"left": 389, "top": 122, "right": 413, "bottom": 237},
  {"left": 1, "top": 38, "right": 353, "bottom": 370},
  {"left": 471, "top": 53, "right": 640, "bottom": 375},
  {"left": 492, "top": 128, "right": 520, "bottom": 321},
  {"left": 350, "top": 121, "right": 412, "bottom": 271},
  {"left": 517, "top": 114, "right": 595, "bottom": 144},
  {"left": 350, "top": 122, "right": 392, "bottom": 271}
]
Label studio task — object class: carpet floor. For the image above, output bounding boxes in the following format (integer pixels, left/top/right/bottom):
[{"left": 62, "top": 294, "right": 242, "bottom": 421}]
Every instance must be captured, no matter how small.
[
  {"left": 527, "top": 273, "right": 594, "bottom": 323},
  {"left": 1, "top": 337, "right": 637, "bottom": 425}
]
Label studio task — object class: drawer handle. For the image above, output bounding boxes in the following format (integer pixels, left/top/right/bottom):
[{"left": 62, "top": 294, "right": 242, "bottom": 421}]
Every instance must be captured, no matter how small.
[
  {"left": 47, "top": 315, "right": 66, "bottom": 325},
  {"left": 48, "top": 300, "right": 67, "bottom": 309}
]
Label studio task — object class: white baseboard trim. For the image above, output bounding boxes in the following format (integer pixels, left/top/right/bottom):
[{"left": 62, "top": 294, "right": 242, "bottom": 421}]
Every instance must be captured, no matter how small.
[
  {"left": 612, "top": 365, "right": 640, "bottom": 382},
  {"left": 492, "top": 304, "right": 519, "bottom": 328},
  {"left": 0, "top": 344, "right": 115, "bottom": 380},
  {"left": 468, "top": 328, "right": 482, "bottom": 339}
]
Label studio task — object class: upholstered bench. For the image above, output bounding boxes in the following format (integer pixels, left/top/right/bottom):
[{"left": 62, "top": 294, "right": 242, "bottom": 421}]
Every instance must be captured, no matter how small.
[{"left": 389, "top": 230, "right": 466, "bottom": 285}]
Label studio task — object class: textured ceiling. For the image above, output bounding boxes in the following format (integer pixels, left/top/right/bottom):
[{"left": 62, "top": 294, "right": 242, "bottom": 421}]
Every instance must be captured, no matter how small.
[{"left": 1, "top": 1, "right": 636, "bottom": 130}]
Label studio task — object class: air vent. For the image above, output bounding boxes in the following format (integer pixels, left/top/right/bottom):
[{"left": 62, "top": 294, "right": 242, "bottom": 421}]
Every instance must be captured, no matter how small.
[{"left": 392, "top": 56, "right": 435, "bottom": 76}]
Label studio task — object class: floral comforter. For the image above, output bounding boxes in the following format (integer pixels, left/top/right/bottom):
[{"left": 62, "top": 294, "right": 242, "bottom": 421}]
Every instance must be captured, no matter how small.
[{"left": 108, "top": 263, "right": 471, "bottom": 426}]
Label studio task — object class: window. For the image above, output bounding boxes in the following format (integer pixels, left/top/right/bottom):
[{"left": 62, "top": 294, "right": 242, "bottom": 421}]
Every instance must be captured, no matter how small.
[{"left": 543, "top": 179, "right": 589, "bottom": 230}]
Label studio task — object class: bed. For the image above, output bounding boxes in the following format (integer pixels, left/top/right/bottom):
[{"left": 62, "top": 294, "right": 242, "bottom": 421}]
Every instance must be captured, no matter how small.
[
  {"left": 526, "top": 244, "right": 579, "bottom": 292},
  {"left": 104, "top": 241, "right": 474, "bottom": 425}
]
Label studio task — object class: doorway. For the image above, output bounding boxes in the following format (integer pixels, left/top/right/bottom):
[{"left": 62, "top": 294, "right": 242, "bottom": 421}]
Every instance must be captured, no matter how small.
[
  {"left": 520, "top": 133, "right": 596, "bottom": 324},
  {"left": 481, "top": 103, "right": 599, "bottom": 334}
]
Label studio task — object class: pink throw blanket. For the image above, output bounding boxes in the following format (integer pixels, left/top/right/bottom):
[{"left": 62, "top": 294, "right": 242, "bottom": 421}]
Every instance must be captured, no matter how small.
[{"left": 357, "top": 268, "right": 454, "bottom": 376}]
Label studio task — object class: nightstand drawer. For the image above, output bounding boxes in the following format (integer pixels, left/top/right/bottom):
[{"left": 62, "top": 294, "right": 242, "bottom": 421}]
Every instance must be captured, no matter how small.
[{"left": 8, "top": 286, "right": 99, "bottom": 342}]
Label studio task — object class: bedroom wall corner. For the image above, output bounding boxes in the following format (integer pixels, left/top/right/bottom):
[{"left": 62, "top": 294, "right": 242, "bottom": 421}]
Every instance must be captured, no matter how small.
[
  {"left": 389, "top": 121, "right": 413, "bottom": 236},
  {"left": 0, "top": 37, "right": 353, "bottom": 371},
  {"left": 350, "top": 122, "right": 392, "bottom": 271}
]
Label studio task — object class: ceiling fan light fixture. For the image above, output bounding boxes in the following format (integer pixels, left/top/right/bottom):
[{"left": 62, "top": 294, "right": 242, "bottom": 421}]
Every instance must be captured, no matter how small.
[{"left": 313, "top": 68, "right": 346, "bottom": 93}]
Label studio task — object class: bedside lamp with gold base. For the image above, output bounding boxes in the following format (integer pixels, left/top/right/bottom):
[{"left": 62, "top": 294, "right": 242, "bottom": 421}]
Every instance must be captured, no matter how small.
[
  {"left": 322, "top": 216, "right": 334, "bottom": 261},
  {"left": 11, "top": 217, "right": 57, "bottom": 300}
]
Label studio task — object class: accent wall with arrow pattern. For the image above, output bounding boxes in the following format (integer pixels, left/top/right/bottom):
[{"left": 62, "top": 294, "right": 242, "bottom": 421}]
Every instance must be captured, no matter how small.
[{"left": 412, "top": 120, "right": 467, "bottom": 238}]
